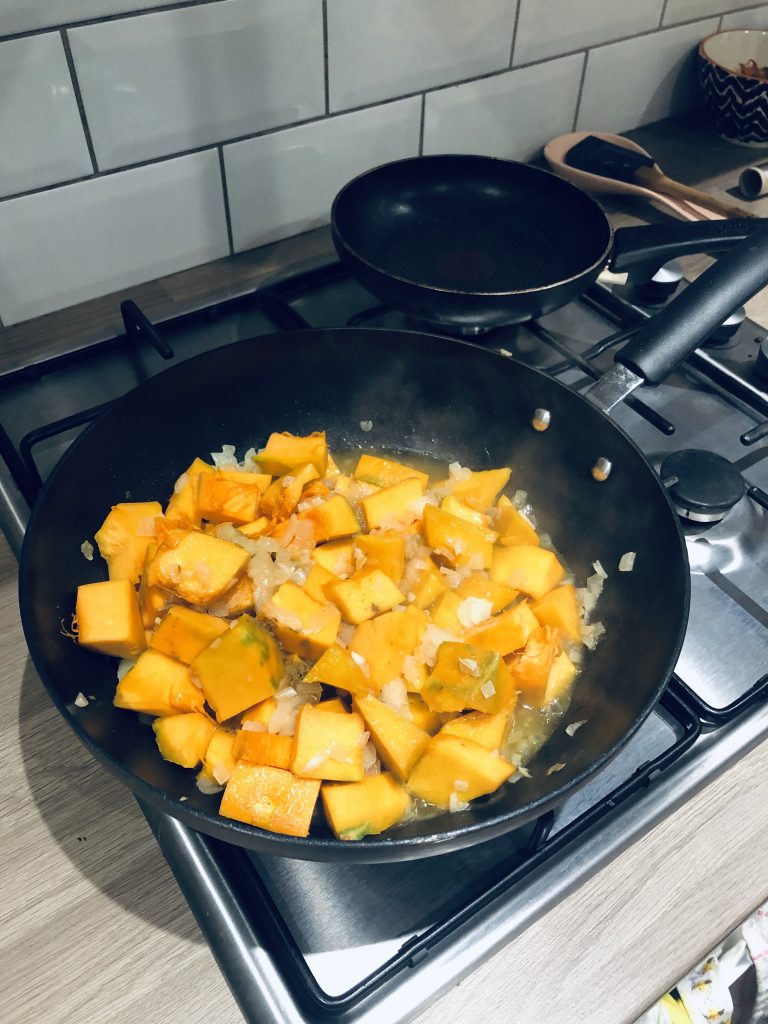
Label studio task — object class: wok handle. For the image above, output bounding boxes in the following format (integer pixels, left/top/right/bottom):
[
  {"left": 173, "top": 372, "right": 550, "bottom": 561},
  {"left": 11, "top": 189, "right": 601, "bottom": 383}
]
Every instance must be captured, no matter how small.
[
  {"left": 615, "top": 225, "right": 768, "bottom": 385},
  {"left": 609, "top": 218, "right": 767, "bottom": 272}
]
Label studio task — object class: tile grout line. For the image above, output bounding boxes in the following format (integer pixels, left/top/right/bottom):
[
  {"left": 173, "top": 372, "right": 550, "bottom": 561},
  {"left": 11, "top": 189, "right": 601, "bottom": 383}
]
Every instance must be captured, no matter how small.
[
  {"left": 418, "top": 94, "right": 426, "bottom": 156},
  {"left": 659, "top": 0, "right": 671, "bottom": 30},
  {"left": 60, "top": 28, "right": 99, "bottom": 174},
  {"left": 508, "top": 0, "right": 523, "bottom": 68},
  {"left": 570, "top": 50, "right": 590, "bottom": 133},
  {"left": 216, "top": 146, "right": 235, "bottom": 257},
  {"left": 321, "top": 0, "right": 330, "bottom": 115}
]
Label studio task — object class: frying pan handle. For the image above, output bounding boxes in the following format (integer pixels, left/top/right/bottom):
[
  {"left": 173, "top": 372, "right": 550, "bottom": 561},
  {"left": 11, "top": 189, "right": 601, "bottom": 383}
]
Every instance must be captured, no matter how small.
[
  {"left": 610, "top": 219, "right": 767, "bottom": 272},
  {"left": 615, "top": 225, "right": 768, "bottom": 385}
]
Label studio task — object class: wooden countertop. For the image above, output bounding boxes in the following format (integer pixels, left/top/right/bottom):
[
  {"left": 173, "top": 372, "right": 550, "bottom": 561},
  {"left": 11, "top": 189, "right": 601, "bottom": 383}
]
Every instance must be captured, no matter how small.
[{"left": 4, "top": 111, "right": 768, "bottom": 1024}]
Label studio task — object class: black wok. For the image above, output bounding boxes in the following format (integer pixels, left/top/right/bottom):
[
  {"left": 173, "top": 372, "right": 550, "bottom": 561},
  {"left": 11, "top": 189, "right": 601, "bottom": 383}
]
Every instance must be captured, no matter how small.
[
  {"left": 18, "top": 227, "right": 768, "bottom": 863},
  {"left": 331, "top": 154, "right": 763, "bottom": 328}
]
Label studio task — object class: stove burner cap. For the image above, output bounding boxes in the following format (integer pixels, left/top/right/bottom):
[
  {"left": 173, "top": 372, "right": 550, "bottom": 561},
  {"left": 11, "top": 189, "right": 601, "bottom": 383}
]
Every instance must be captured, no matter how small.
[{"left": 660, "top": 449, "right": 744, "bottom": 523}]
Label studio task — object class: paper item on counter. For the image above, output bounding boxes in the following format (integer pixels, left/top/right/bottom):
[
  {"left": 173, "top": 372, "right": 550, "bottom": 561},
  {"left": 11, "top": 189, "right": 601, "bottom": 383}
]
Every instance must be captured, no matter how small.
[
  {"left": 742, "top": 903, "right": 768, "bottom": 1024},
  {"left": 677, "top": 950, "right": 733, "bottom": 1024}
]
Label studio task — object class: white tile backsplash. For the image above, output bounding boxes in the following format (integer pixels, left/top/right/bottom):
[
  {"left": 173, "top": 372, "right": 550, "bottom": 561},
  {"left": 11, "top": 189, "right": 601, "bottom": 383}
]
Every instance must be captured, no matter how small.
[
  {"left": 721, "top": 5, "right": 768, "bottom": 29},
  {"left": 68, "top": 0, "right": 325, "bottom": 170},
  {"left": 423, "top": 55, "right": 584, "bottom": 162},
  {"left": 663, "top": 0, "right": 749, "bottom": 25},
  {"left": 224, "top": 98, "right": 421, "bottom": 252},
  {"left": 514, "top": 0, "right": 664, "bottom": 65},
  {"left": 0, "top": 33, "right": 92, "bottom": 199},
  {"left": 326, "top": 0, "right": 518, "bottom": 111},
  {"left": 0, "top": 0, "right": 185, "bottom": 35},
  {"left": 0, "top": 151, "right": 229, "bottom": 325},
  {"left": 577, "top": 18, "right": 719, "bottom": 132}
]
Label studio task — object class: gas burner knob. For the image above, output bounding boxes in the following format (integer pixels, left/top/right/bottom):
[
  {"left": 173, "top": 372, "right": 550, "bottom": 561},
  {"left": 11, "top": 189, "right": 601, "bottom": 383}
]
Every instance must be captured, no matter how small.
[
  {"left": 660, "top": 449, "right": 744, "bottom": 525},
  {"left": 703, "top": 306, "right": 746, "bottom": 347},
  {"left": 627, "top": 260, "right": 683, "bottom": 305},
  {"left": 755, "top": 335, "right": 768, "bottom": 382}
]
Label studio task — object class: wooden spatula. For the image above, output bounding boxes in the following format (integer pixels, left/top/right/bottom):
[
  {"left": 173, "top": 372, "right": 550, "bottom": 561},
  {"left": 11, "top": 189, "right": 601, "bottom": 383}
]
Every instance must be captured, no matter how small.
[{"left": 565, "top": 134, "right": 753, "bottom": 220}]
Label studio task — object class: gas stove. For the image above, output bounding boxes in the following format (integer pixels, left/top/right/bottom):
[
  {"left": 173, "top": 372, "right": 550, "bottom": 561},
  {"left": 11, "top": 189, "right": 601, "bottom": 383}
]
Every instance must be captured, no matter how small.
[{"left": 3, "top": 253, "right": 767, "bottom": 1024}]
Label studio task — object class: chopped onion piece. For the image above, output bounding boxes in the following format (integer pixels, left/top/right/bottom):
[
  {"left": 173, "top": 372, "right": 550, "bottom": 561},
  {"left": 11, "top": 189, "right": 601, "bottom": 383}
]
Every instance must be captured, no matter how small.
[
  {"left": 592, "top": 560, "right": 608, "bottom": 579},
  {"left": 196, "top": 775, "right": 224, "bottom": 795},
  {"left": 565, "top": 720, "right": 587, "bottom": 737},
  {"left": 117, "top": 658, "right": 136, "bottom": 682},
  {"left": 448, "top": 462, "right": 472, "bottom": 481},
  {"left": 80, "top": 540, "right": 94, "bottom": 561},
  {"left": 210, "top": 444, "right": 239, "bottom": 468},
  {"left": 242, "top": 720, "right": 267, "bottom": 733},
  {"left": 459, "top": 657, "right": 481, "bottom": 676},
  {"left": 173, "top": 472, "right": 189, "bottom": 495},
  {"left": 517, "top": 765, "right": 532, "bottom": 778},
  {"left": 453, "top": 779, "right": 469, "bottom": 792},
  {"left": 449, "top": 792, "right": 470, "bottom": 813},
  {"left": 457, "top": 596, "right": 492, "bottom": 628},
  {"left": 74, "top": 692, "right": 89, "bottom": 708},
  {"left": 350, "top": 651, "right": 370, "bottom": 677},
  {"left": 480, "top": 680, "right": 496, "bottom": 699},
  {"left": 619, "top": 551, "right": 636, "bottom": 572},
  {"left": 380, "top": 678, "right": 409, "bottom": 715},
  {"left": 359, "top": 420, "right": 373, "bottom": 432},
  {"left": 546, "top": 762, "right": 566, "bottom": 775},
  {"left": 581, "top": 621, "right": 606, "bottom": 651}
]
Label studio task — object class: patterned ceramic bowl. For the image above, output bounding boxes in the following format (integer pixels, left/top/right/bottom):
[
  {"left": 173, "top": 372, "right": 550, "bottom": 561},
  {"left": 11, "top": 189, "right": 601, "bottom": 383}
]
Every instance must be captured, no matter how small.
[{"left": 699, "top": 29, "right": 768, "bottom": 147}]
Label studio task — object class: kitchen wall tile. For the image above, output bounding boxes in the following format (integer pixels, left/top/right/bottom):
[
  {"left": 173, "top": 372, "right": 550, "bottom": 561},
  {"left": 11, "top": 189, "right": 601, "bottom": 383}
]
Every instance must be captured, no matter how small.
[
  {"left": 514, "top": 0, "right": 664, "bottom": 65},
  {"left": 0, "top": 33, "right": 92, "bottom": 199},
  {"left": 663, "top": 0, "right": 759, "bottom": 26},
  {"left": 327, "top": 0, "right": 518, "bottom": 112},
  {"left": 577, "top": 18, "right": 719, "bottom": 132},
  {"left": 0, "top": 151, "right": 229, "bottom": 325},
  {"left": 721, "top": 5, "right": 768, "bottom": 29},
  {"left": 423, "top": 54, "right": 584, "bottom": 161},
  {"left": 224, "top": 97, "right": 421, "bottom": 252},
  {"left": 68, "top": 0, "right": 325, "bottom": 170},
  {"left": 0, "top": 1, "right": 192, "bottom": 36}
]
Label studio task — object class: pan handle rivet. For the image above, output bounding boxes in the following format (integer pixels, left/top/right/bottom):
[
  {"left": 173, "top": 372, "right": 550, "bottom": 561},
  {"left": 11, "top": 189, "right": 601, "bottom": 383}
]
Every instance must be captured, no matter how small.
[
  {"left": 592, "top": 457, "right": 612, "bottom": 482},
  {"left": 532, "top": 408, "right": 551, "bottom": 432}
]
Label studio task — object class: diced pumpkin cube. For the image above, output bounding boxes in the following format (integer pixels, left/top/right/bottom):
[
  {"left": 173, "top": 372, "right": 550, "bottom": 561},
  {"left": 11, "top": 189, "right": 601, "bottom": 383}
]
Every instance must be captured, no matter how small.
[
  {"left": 153, "top": 712, "right": 216, "bottom": 768},
  {"left": 353, "top": 453, "right": 429, "bottom": 489},
  {"left": 423, "top": 641, "right": 517, "bottom": 714},
  {"left": 406, "top": 734, "right": 515, "bottom": 809},
  {"left": 218, "top": 573, "right": 255, "bottom": 616},
  {"left": 254, "top": 431, "right": 328, "bottom": 477},
  {"left": 449, "top": 467, "right": 511, "bottom": 512},
  {"left": 218, "top": 468, "right": 272, "bottom": 491},
  {"left": 350, "top": 605, "right": 427, "bottom": 690},
  {"left": 165, "top": 458, "right": 215, "bottom": 526},
  {"left": 291, "top": 704, "right": 365, "bottom": 781},
  {"left": 148, "top": 529, "right": 249, "bottom": 605},
  {"left": 506, "top": 625, "right": 560, "bottom": 705},
  {"left": 430, "top": 590, "right": 464, "bottom": 632},
  {"left": 355, "top": 532, "right": 405, "bottom": 584},
  {"left": 298, "top": 493, "right": 360, "bottom": 542},
  {"left": 456, "top": 573, "right": 518, "bottom": 613},
  {"left": 464, "top": 601, "right": 539, "bottom": 657},
  {"left": 260, "top": 463, "right": 319, "bottom": 521},
  {"left": 94, "top": 501, "right": 164, "bottom": 585},
  {"left": 150, "top": 605, "right": 228, "bottom": 664},
  {"left": 540, "top": 650, "right": 579, "bottom": 707},
  {"left": 361, "top": 478, "right": 426, "bottom": 531},
  {"left": 531, "top": 584, "right": 581, "bottom": 644},
  {"left": 76, "top": 578, "right": 147, "bottom": 659},
  {"left": 496, "top": 495, "right": 540, "bottom": 547},
  {"left": 423, "top": 505, "right": 498, "bottom": 569},
  {"left": 198, "top": 727, "right": 238, "bottom": 787},
  {"left": 138, "top": 542, "right": 170, "bottom": 628},
  {"left": 191, "top": 615, "right": 282, "bottom": 722},
  {"left": 322, "top": 772, "right": 412, "bottom": 840},
  {"left": 440, "top": 494, "right": 490, "bottom": 527},
  {"left": 196, "top": 471, "right": 263, "bottom": 525},
  {"left": 261, "top": 582, "right": 341, "bottom": 660},
  {"left": 353, "top": 693, "right": 430, "bottom": 782},
  {"left": 407, "top": 694, "right": 442, "bottom": 734},
  {"left": 303, "top": 644, "right": 371, "bottom": 695},
  {"left": 241, "top": 697, "right": 277, "bottom": 728},
  {"left": 312, "top": 538, "right": 356, "bottom": 577},
  {"left": 302, "top": 562, "right": 339, "bottom": 604},
  {"left": 325, "top": 569, "right": 405, "bottom": 625},
  {"left": 440, "top": 711, "right": 510, "bottom": 751},
  {"left": 405, "top": 556, "right": 449, "bottom": 609},
  {"left": 220, "top": 764, "right": 320, "bottom": 836},
  {"left": 114, "top": 648, "right": 202, "bottom": 717},
  {"left": 317, "top": 698, "right": 348, "bottom": 714},
  {"left": 490, "top": 545, "right": 565, "bottom": 600},
  {"left": 234, "top": 730, "right": 293, "bottom": 770},
  {"left": 238, "top": 516, "right": 271, "bottom": 539}
]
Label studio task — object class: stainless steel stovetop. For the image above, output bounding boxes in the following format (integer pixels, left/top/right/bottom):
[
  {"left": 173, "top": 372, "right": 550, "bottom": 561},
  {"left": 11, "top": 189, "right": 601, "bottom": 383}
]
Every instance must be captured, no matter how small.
[{"left": 2, "top": 257, "right": 767, "bottom": 1024}]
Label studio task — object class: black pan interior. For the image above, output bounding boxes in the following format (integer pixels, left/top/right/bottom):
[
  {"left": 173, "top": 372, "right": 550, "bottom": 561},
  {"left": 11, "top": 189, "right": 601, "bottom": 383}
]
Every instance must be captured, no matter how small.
[
  {"left": 331, "top": 155, "right": 612, "bottom": 294},
  {"left": 19, "top": 328, "right": 688, "bottom": 862}
]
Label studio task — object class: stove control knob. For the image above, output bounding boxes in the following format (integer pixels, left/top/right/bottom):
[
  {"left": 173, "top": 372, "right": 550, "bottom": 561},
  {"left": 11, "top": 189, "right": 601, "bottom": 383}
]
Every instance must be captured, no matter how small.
[
  {"left": 627, "top": 260, "right": 683, "bottom": 305},
  {"left": 704, "top": 306, "right": 746, "bottom": 348}
]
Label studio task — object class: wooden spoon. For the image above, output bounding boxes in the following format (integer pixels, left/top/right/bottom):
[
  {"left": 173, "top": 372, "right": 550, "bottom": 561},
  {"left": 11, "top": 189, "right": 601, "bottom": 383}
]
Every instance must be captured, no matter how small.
[{"left": 544, "top": 131, "right": 726, "bottom": 221}]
